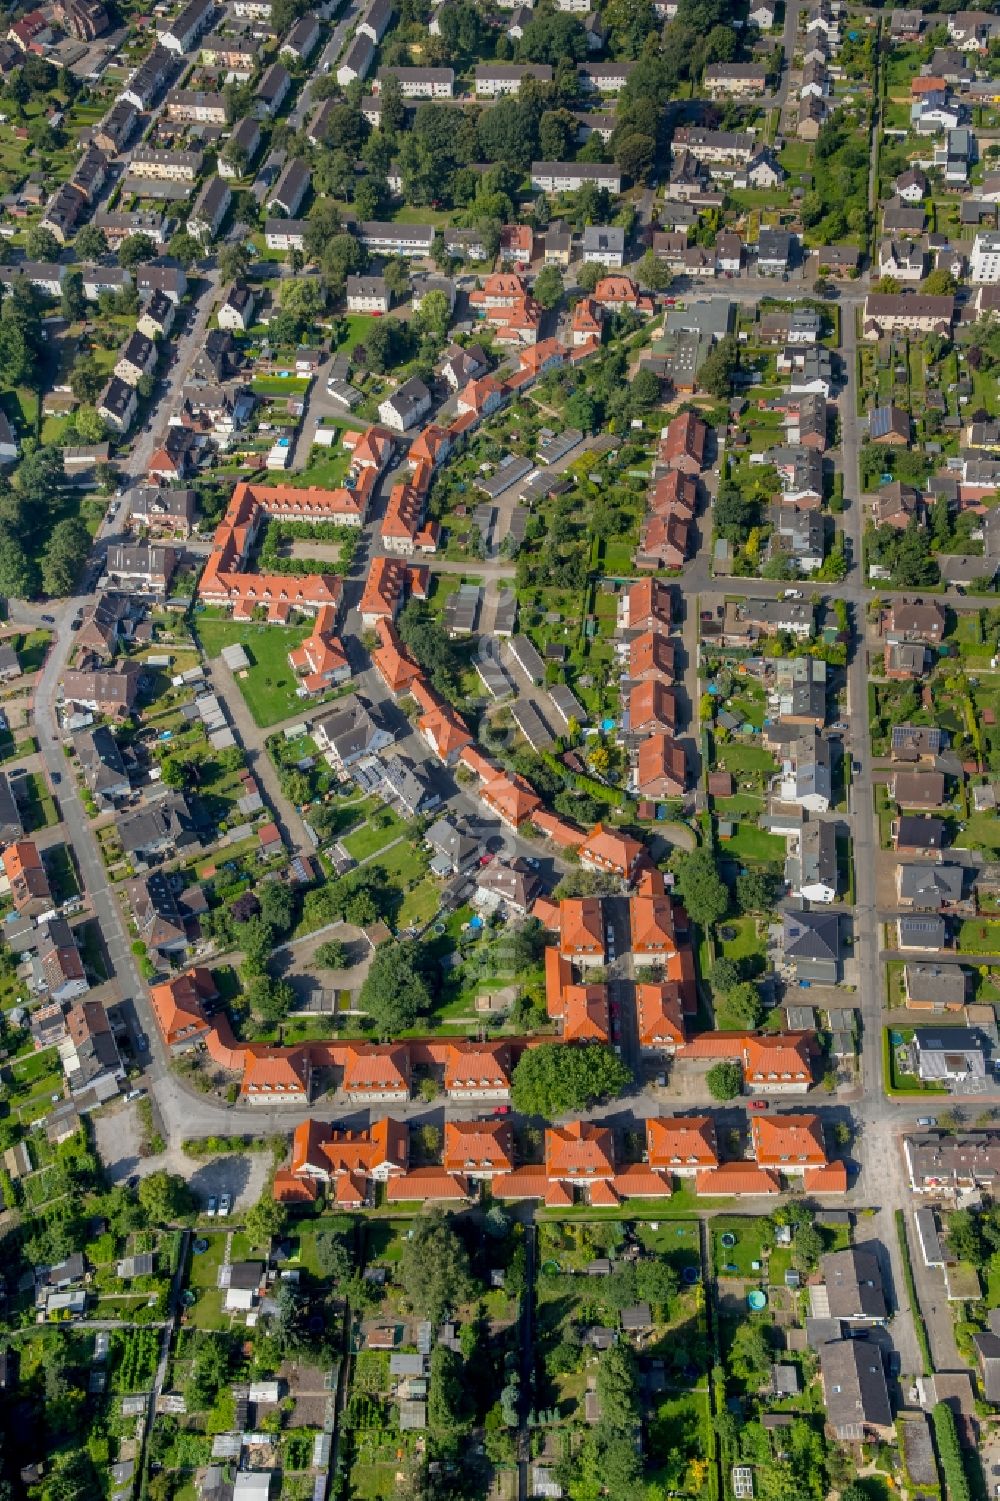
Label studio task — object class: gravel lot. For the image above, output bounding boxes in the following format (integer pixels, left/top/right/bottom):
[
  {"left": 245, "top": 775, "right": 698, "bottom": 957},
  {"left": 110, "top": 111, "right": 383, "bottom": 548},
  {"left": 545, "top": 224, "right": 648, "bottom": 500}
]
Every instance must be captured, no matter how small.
[{"left": 94, "top": 1099, "right": 270, "bottom": 1211}]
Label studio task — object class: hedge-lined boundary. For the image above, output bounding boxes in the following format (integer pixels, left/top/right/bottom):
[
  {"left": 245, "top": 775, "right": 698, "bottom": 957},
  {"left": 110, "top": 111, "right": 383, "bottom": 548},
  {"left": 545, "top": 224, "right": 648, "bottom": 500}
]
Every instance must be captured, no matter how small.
[{"left": 895, "top": 1208, "right": 933, "bottom": 1377}]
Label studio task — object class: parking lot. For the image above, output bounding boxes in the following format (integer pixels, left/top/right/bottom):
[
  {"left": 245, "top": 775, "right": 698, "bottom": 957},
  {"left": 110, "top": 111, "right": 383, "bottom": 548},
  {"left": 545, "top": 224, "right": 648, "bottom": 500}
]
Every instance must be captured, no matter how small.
[{"left": 94, "top": 1098, "right": 271, "bottom": 1212}]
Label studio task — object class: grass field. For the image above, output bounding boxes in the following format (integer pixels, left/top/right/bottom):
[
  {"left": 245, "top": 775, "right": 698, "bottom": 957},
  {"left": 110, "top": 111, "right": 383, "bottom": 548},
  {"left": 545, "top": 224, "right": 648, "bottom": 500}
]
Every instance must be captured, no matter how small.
[
  {"left": 956, "top": 921, "right": 1000, "bottom": 955},
  {"left": 194, "top": 616, "right": 315, "bottom": 727},
  {"left": 712, "top": 1216, "right": 772, "bottom": 1278},
  {"left": 20, "top": 771, "right": 58, "bottom": 831},
  {"left": 962, "top": 811, "right": 1000, "bottom": 854},
  {"left": 717, "top": 822, "right": 786, "bottom": 864},
  {"left": 343, "top": 809, "right": 406, "bottom": 862},
  {"left": 396, "top": 877, "right": 440, "bottom": 930}
]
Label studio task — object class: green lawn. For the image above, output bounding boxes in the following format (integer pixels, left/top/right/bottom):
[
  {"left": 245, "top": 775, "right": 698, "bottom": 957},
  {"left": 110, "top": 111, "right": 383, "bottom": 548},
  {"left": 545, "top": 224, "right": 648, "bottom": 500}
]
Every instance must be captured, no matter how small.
[
  {"left": 194, "top": 616, "right": 315, "bottom": 728},
  {"left": 712, "top": 1217, "right": 772, "bottom": 1278},
  {"left": 338, "top": 314, "right": 383, "bottom": 355},
  {"left": 8, "top": 1047, "right": 64, "bottom": 1124},
  {"left": 715, "top": 741, "right": 778, "bottom": 779},
  {"left": 717, "top": 822, "right": 786, "bottom": 864},
  {"left": 368, "top": 838, "right": 430, "bottom": 890},
  {"left": 396, "top": 877, "right": 440, "bottom": 930},
  {"left": 44, "top": 844, "right": 80, "bottom": 902},
  {"left": 343, "top": 809, "right": 406, "bottom": 862},
  {"left": 719, "top": 916, "right": 764, "bottom": 965},
  {"left": 956, "top": 922, "right": 1000, "bottom": 955},
  {"left": 251, "top": 375, "right": 311, "bottom": 397},
  {"left": 962, "top": 812, "right": 1000, "bottom": 854},
  {"left": 648, "top": 1388, "right": 713, "bottom": 1492},
  {"left": 12, "top": 628, "right": 51, "bottom": 671},
  {"left": 287, "top": 449, "right": 351, "bottom": 488},
  {"left": 20, "top": 772, "right": 58, "bottom": 831}
]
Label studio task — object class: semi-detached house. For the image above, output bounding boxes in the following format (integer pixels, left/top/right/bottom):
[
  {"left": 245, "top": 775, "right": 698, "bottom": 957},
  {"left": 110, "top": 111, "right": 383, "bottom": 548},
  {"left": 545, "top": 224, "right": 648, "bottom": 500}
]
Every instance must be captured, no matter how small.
[
  {"left": 129, "top": 147, "right": 203, "bottom": 182},
  {"left": 577, "top": 61, "right": 634, "bottom": 91},
  {"left": 256, "top": 62, "right": 291, "bottom": 118},
  {"left": 165, "top": 89, "right": 227, "bottom": 125},
  {"left": 474, "top": 63, "right": 552, "bottom": 95},
  {"left": 265, "top": 218, "right": 308, "bottom": 252},
  {"left": 280, "top": 12, "right": 320, "bottom": 60},
  {"left": 337, "top": 32, "right": 374, "bottom": 87},
  {"left": 114, "top": 331, "right": 158, "bottom": 387},
  {"left": 358, "top": 221, "right": 434, "bottom": 257},
  {"left": 267, "top": 158, "right": 310, "bottom": 219},
  {"left": 530, "top": 162, "right": 622, "bottom": 194},
  {"left": 200, "top": 34, "right": 256, "bottom": 76},
  {"left": 375, "top": 65, "right": 454, "bottom": 97},
  {"left": 98, "top": 376, "right": 137, "bottom": 434},
  {"left": 863, "top": 292, "right": 955, "bottom": 338},
  {"left": 188, "top": 176, "right": 231, "bottom": 243},
  {"left": 157, "top": 0, "right": 215, "bottom": 53}
]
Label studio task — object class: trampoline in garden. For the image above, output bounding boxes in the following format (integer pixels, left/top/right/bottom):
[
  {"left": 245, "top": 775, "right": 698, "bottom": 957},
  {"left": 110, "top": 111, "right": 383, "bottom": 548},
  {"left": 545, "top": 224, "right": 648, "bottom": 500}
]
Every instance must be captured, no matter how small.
[
  {"left": 747, "top": 1290, "right": 767, "bottom": 1312},
  {"left": 192, "top": 1239, "right": 209, "bottom": 1254},
  {"left": 542, "top": 1260, "right": 561, "bottom": 1275},
  {"left": 720, "top": 1231, "right": 737, "bottom": 1248},
  {"left": 682, "top": 1266, "right": 700, "bottom": 1284}
]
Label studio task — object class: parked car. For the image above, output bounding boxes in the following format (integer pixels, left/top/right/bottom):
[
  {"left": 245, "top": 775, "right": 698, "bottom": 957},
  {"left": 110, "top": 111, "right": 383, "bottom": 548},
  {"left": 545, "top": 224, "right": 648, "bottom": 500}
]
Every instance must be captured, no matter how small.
[
  {"left": 916, "top": 1116, "right": 937, "bottom": 1127},
  {"left": 219, "top": 1193, "right": 232, "bottom": 1217},
  {"left": 749, "top": 1099, "right": 769, "bottom": 1110},
  {"left": 206, "top": 1196, "right": 218, "bottom": 1216}
]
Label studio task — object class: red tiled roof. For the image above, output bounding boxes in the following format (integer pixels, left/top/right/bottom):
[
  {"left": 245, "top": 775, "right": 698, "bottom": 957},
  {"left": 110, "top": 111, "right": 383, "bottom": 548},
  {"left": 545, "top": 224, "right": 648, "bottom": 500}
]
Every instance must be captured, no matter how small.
[
  {"left": 444, "top": 1041, "right": 513, "bottom": 1091},
  {"left": 386, "top": 1169, "right": 471, "bottom": 1202},
  {"left": 149, "top": 969, "right": 214, "bottom": 1048},
  {"left": 578, "top": 822, "right": 644, "bottom": 878},
  {"left": 625, "top": 576, "right": 671, "bottom": 630},
  {"left": 629, "top": 680, "right": 679, "bottom": 732},
  {"left": 630, "top": 884, "right": 679, "bottom": 956},
  {"left": 635, "top": 983, "right": 686, "bottom": 1047},
  {"left": 743, "top": 1033, "right": 813, "bottom": 1081},
  {"left": 559, "top": 897, "right": 604, "bottom": 956},
  {"left": 612, "top": 1165, "right": 674, "bottom": 1199},
  {"left": 562, "top": 985, "right": 611, "bottom": 1042},
  {"left": 647, "top": 1116, "right": 718, "bottom": 1169},
  {"left": 695, "top": 1165, "right": 781, "bottom": 1196},
  {"left": 342, "top": 1044, "right": 411, "bottom": 1093},
  {"left": 492, "top": 1166, "right": 549, "bottom": 1200},
  {"left": 241, "top": 1047, "right": 311, "bottom": 1095},
  {"left": 532, "top": 809, "right": 584, "bottom": 847},
  {"left": 443, "top": 1120, "right": 514, "bottom": 1173},
  {"left": 803, "top": 1161, "right": 849, "bottom": 1192},
  {"left": 480, "top": 771, "right": 541, "bottom": 827},
  {"left": 635, "top": 732, "right": 687, "bottom": 795},
  {"left": 273, "top": 1169, "right": 320, "bottom": 1204},
  {"left": 751, "top": 1112, "right": 826, "bottom": 1166},
  {"left": 372, "top": 618, "right": 422, "bottom": 695},
  {"left": 629, "top": 632, "right": 677, "bottom": 681},
  {"left": 546, "top": 1121, "right": 615, "bottom": 1179},
  {"left": 661, "top": 409, "right": 707, "bottom": 468}
]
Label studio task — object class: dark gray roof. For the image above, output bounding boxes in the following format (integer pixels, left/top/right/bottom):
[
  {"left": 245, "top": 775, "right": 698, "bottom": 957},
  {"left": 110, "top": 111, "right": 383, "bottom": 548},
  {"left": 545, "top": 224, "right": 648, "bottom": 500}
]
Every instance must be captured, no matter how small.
[
  {"left": 782, "top": 909, "right": 840, "bottom": 962},
  {"left": 820, "top": 1340, "right": 891, "bottom": 1436},
  {"left": 821, "top": 1246, "right": 887, "bottom": 1321}
]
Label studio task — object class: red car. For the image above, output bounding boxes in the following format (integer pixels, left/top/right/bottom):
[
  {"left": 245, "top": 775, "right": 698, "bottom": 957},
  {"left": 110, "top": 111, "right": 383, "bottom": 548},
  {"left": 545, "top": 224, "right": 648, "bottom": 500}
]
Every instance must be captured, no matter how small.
[
  {"left": 749, "top": 1099, "right": 769, "bottom": 1110},
  {"left": 493, "top": 1105, "right": 511, "bottom": 1116}
]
